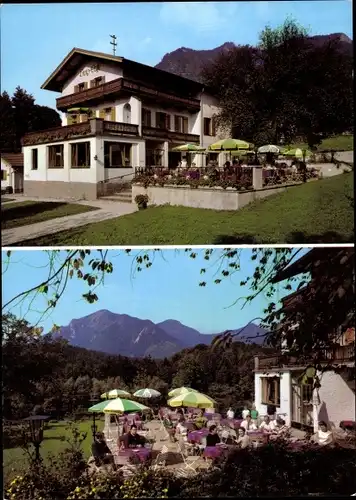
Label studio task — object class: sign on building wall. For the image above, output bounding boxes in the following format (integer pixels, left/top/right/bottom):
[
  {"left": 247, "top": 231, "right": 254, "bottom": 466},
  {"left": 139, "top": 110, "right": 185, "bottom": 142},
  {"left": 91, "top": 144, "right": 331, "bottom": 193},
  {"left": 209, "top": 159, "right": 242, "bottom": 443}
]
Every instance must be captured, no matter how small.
[{"left": 79, "top": 64, "right": 101, "bottom": 78}]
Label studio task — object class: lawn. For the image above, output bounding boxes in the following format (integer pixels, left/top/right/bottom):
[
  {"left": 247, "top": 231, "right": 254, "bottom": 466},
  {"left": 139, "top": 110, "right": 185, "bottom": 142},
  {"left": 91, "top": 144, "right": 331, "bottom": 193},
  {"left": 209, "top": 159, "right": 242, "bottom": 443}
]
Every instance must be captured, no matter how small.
[
  {"left": 3, "top": 418, "right": 104, "bottom": 482},
  {"left": 288, "top": 134, "right": 353, "bottom": 151},
  {"left": 1, "top": 200, "right": 98, "bottom": 230},
  {"left": 17, "top": 173, "right": 354, "bottom": 245}
]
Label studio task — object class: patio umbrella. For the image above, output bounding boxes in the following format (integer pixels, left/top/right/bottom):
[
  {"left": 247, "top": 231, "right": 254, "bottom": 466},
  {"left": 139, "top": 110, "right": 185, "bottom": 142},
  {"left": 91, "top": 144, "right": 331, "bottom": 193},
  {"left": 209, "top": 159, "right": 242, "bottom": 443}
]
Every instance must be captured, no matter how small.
[
  {"left": 67, "top": 107, "right": 90, "bottom": 114},
  {"left": 101, "top": 389, "right": 131, "bottom": 399},
  {"left": 168, "top": 387, "right": 199, "bottom": 398},
  {"left": 283, "top": 148, "right": 311, "bottom": 159},
  {"left": 172, "top": 144, "right": 205, "bottom": 152},
  {"left": 208, "top": 138, "right": 250, "bottom": 151},
  {"left": 257, "top": 144, "right": 280, "bottom": 154},
  {"left": 133, "top": 388, "right": 161, "bottom": 398},
  {"left": 168, "top": 391, "right": 217, "bottom": 409},
  {"left": 88, "top": 400, "right": 112, "bottom": 413},
  {"left": 102, "top": 398, "right": 150, "bottom": 414}
]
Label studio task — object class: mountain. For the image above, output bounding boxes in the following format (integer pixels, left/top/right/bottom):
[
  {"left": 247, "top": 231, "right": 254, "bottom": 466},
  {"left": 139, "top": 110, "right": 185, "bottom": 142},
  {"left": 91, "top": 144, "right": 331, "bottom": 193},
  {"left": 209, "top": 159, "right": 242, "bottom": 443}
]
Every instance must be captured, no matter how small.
[
  {"left": 55, "top": 310, "right": 185, "bottom": 359},
  {"left": 158, "top": 319, "right": 267, "bottom": 347},
  {"left": 54, "top": 310, "right": 267, "bottom": 358},
  {"left": 155, "top": 33, "right": 352, "bottom": 82}
]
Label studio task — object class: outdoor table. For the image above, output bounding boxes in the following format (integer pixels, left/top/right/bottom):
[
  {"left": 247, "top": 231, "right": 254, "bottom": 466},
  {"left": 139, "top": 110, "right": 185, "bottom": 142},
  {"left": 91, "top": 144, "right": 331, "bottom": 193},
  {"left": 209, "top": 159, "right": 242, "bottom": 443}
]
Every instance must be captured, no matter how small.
[
  {"left": 188, "top": 428, "right": 209, "bottom": 444},
  {"left": 221, "top": 418, "right": 242, "bottom": 429},
  {"left": 118, "top": 447, "right": 152, "bottom": 462},
  {"left": 203, "top": 445, "right": 226, "bottom": 459},
  {"left": 248, "top": 431, "right": 269, "bottom": 447}
]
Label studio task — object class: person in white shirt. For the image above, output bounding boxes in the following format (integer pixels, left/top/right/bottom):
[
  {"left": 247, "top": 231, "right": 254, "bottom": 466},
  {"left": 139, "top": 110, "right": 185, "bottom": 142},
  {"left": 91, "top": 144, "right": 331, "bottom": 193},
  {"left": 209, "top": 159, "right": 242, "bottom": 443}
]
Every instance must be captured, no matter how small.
[
  {"left": 175, "top": 417, "right": 189, "bottom": 442},
  {"left": 242, "top": 407, "right": 250, "bottom": 419},
  {"left": 259, "top": 415, "right": 276, "bottom": 432},
  {"left": 227, "top": 407, "right": 235, "bottom": 419},
  {"left": 240, "top": 415, "right": 257, "bottom": 433},
  {"left": 311, "top": 421, "right": 333, "bottom": 446}
]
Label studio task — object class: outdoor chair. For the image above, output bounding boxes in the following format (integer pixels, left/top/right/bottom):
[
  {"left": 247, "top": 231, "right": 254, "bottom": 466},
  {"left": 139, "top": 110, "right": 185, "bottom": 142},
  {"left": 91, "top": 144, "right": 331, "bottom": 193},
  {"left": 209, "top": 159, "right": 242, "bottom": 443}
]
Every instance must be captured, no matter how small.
[
  {"left": 153, "top": 444, "right": 169, "bottom": 470},
  {"left": 177, "top": 439, "right": 201, "bottom": 473}
]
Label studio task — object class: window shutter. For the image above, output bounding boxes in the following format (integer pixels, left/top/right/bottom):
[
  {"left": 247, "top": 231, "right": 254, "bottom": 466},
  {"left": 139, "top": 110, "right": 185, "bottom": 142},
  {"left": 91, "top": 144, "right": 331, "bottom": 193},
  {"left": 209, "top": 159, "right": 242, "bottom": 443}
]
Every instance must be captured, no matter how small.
[
  {"left": 166, "top": 114, "right": 171, "bottom": 130},
  {"left": 84, "top": 82, "right": 88, "bottom": 90},
  {"left": 90, "top": 79, "right": 95, "bottom": 88},
  {"left": 111, "top": 107, "right": 116, "bottom": 121},
  {"left": 211, "top": 117, "right": 216, "bottom": 136},
  {"left": 74, "top": 85, "right": 79, "bottom": 93},
  {"left": 99, "top": 109, "right": 106, "bottom": 120},
  {"left": 174, "top": 116, "right": 179, "bottom": 132},
  {"left": 183, "top": 117, "right": 188, "bottom": 134},
  {"left": 101, "top": 76, "right": 105, "bottom": 84}
]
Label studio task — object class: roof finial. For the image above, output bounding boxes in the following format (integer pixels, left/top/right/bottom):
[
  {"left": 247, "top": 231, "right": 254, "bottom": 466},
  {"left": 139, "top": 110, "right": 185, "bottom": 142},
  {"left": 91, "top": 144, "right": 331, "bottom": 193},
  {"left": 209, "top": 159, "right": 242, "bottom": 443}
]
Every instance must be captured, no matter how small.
[{"left": 110, "top": 35, "right": 117, "bottom": 56}]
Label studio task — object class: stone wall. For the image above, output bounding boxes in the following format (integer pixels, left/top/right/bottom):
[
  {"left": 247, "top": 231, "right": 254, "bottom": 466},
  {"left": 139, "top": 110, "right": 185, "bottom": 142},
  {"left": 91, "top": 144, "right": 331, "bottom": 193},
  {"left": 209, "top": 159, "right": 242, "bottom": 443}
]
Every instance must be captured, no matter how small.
[
  {"left": 132, "top": 182, "right": 303, "bottom": 211},
  {"left": 24, "top": 180, "right": 98, "bottom": 201}
]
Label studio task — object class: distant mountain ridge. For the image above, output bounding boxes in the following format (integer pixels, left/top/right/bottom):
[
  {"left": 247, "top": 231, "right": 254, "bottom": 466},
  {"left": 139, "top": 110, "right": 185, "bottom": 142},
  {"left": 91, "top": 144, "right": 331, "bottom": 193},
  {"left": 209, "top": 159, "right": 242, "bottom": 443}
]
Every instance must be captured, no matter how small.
[
  {"left": 54, "top": 310, "right": 267, "bottom": 358},
  {"left": 155, "top": 33, "right": 353, "bottom": 82}
]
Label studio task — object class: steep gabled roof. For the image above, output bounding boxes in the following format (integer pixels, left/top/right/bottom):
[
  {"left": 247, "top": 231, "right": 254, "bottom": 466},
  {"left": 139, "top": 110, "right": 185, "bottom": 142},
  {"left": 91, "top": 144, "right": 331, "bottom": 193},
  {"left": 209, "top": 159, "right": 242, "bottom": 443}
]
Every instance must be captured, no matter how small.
[{"left": 41, "top": 47, "right": 205, "bottom": 94}]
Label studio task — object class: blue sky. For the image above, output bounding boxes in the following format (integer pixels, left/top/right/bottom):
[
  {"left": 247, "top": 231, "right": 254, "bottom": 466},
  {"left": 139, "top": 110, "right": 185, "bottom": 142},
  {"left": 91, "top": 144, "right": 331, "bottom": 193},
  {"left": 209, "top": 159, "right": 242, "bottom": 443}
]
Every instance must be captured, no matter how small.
[
  {"left": 1, "top": 248, "right": 308, "bottom": 334},
  {"left": 1, "top": 1, "right": 352, "bottom": 110}
]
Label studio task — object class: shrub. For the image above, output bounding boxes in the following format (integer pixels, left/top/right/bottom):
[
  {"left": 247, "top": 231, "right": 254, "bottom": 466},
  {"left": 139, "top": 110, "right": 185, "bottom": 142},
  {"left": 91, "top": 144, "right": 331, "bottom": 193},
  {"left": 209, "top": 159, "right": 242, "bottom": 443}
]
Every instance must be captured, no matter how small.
[{"left": 134, "top": 194, "right": 149, "bottom": 206}]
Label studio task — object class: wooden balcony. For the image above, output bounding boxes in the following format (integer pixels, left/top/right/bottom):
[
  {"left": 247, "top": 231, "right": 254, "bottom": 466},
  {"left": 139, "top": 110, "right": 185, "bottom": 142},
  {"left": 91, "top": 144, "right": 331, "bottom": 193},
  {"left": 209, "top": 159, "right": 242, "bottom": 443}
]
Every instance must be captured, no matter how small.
[
  {"left": 56, "top": 77, "right": 201, "bottom": 111},
  {"left": 22, "top": 119, "right": 139, "bottom": 146},
  {"left": 142, "top": 126, "right": 200, "bottom": 144},
  {"left": 255, "top": 345, "right": 355, "bottom": 371}
]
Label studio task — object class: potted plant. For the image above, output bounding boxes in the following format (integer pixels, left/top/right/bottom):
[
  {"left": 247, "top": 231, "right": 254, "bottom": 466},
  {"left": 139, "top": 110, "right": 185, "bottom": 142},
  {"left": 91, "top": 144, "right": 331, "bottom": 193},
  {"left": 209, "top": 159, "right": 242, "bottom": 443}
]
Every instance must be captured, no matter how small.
[{"left": 134, "top": 194, "right": 148, "bottom": 210}]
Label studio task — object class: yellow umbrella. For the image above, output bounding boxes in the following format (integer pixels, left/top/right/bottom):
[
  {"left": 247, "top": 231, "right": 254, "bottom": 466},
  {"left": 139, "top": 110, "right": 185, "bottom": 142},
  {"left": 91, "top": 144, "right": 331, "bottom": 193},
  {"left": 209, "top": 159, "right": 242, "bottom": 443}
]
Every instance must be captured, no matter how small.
[
  {"left": 168, "top": 391, "right": 217, "bottom": 409},
  {"left": 208, "top": 138, "right": 251, "bottom": 151},
  {"left": 168, "top": 387, "right": 199, "bottom": 398}
]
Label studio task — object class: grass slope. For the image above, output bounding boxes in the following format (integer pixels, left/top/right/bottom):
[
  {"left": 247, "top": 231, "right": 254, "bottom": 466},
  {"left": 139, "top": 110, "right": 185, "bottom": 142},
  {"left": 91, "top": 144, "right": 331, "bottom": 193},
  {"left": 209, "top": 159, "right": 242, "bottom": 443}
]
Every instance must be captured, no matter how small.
[
  {"left": 2, "top": 200, "right": 98, "bottom": 230},
  {"left": 288, "top": 134, "right": 353, "bottom": 151},
  {"left": 15, "top": 173, "right": 354, "bottom": 245},
  {"left": 3, "top": 419, "right": 104, "bottom": 482}
]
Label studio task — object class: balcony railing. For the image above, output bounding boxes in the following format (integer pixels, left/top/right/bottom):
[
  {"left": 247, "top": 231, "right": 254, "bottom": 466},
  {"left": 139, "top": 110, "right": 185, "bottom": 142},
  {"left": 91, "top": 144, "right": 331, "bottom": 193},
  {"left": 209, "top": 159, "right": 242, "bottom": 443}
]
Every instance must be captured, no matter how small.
[
  {"left": 255, "top": 345, "right": 355, "bottom": 370},
  {"left": 22, "top": 119, "right": 139, "bottom": 146},
  {"left": 142, "top": 126, "right": 200, "bottom": 143},
  {"left": 22, "top": 122, "right": 92, "bottom": 146},
  {"left": 56, "top": 77, "right": 201, "bottom": 111}
]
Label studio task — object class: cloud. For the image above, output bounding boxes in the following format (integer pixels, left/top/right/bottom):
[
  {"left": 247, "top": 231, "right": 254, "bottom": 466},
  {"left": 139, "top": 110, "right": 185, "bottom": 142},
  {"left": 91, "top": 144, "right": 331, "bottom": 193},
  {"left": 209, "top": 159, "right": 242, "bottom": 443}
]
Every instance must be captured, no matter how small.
[{"left": 159, "top": 2, "right": 228, "bottom": 33}]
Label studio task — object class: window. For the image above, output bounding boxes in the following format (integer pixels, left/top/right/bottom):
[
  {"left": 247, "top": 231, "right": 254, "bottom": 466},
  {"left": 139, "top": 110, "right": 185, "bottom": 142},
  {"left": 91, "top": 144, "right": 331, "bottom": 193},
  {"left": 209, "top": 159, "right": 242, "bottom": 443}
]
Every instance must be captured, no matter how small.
[
  {"left": 142, "top": 108, "right": 151, "bottom": 127},
  {"left": 204, "top": 117, "right": 212, "bottom": 136},
  {"left": 174, "top": 115, "right": 189, "bottom": 133},
  {"left": 261, "top": 377, "right": 280, "bottom": 406},
  {"left": 78, "top": 83, "right": 86, "bottom": 92},
  {"left": 301, "top": 384, "right": 313, "bottom": 404},
  {"left": 1, "top": 169, "right": 6, "bottom": 180},
  {"left": 48, "top": 145, "right": 64, "bottom": 168},
  {"left": 90, "top": 76, "right": 105, "bottom": 88},
  {"left": 104, "top": 141, "right": 131, "bottom": 168},
  {"left": 71, "top": 142, "right": 91, "bottom": 168},
  {"left": 156, "top": 112, "right": 170, "bottom": 129},
  {"left": 32, "top": 149, "right": 38, "bottom": 170}
]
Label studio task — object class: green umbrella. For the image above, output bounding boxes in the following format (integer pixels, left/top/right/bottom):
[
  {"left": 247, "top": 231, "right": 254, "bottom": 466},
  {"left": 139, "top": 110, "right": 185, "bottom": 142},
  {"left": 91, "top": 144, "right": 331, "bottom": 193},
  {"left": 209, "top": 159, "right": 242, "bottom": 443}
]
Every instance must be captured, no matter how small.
[
  {"left": 101, "top": 389, "right": 131, "bottom": 399},
  {"left": 172, "top": 144, "right": 205, "bottom": 152},
  {"left": 67, "top": 107, "right": 90, "bottom": 114},
  {"left": 88, "top": 400, "right": 111, "bottom": 413},
  {"left": 283, "top": 148, "right": 311, "bottom": 159},
  {"left": 102, "top": 398, "right": 150, "bottom": 414},
  {"left": 208, "top": 138, "right": 250, "bottom": 151}
]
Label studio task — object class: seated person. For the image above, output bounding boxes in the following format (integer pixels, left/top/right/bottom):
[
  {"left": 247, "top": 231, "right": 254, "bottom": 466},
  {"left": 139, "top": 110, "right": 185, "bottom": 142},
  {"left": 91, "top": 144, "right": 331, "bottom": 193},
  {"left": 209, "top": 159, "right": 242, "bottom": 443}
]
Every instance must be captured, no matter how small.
[
  {"left": 240, "top": 414, "right": 257, "bottom": 433},
  {"left": 236, "top": 427, "right": 251, "bottom": 449},
  {"left": 270, "top": 418, "right": 289, "bottom": 438},
  {"left": 193, "top": 409, "right": 208, "bottom": 430},
  {"left": 227, "top": 407, "right": 235, "bottom": 419},
  {"left": 206, "top": 425, "right": 221, "bottom": 447},
  {"left": 121, "top": 424, "right": 146, "bottom": 449},
  {"left": 311, "top": 421, "right": 333, "bottom": 446},
  {"left": 259, "top": 415, "right": 276, "bottom": 432},
  {"left": 91, "top": 432, "right": 116, "bottom": 469}
]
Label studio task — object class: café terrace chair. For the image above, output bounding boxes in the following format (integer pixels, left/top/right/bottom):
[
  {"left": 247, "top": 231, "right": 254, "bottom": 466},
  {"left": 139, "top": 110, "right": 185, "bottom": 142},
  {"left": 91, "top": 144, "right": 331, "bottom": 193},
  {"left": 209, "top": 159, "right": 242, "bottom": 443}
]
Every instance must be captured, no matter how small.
[
  {"left": 153, "top": 444, "right": 169, "bottom": 470},
  {"left": 177, "top": 438, "right": 201, "bottom": 474}
]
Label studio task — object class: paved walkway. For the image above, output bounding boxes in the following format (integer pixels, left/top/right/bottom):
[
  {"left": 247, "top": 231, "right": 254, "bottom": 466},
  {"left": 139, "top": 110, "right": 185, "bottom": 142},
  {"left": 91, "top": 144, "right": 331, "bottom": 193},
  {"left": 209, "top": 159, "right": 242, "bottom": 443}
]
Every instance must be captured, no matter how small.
[{"left": 2, "top": 195, "right": 137, "bottom": 246}]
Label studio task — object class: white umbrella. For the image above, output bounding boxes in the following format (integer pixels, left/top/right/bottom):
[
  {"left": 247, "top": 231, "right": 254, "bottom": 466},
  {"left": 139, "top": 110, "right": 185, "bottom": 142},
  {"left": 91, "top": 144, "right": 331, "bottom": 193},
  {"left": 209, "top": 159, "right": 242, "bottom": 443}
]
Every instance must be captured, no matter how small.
[
  {"left": 101, "top": 389, "right": 131, "bottom": 399},
  {"left": 257, "top": 144, "right": 280, "bottom": 154},
  {"left": 102, "top": 398, "right": 150, "bottom": 414},
  {"left": 134, "top": 388, "right": 161, "bottom": 398},
  {"left": 168, "top": 387, "right": 199, "bottom": 398}
]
